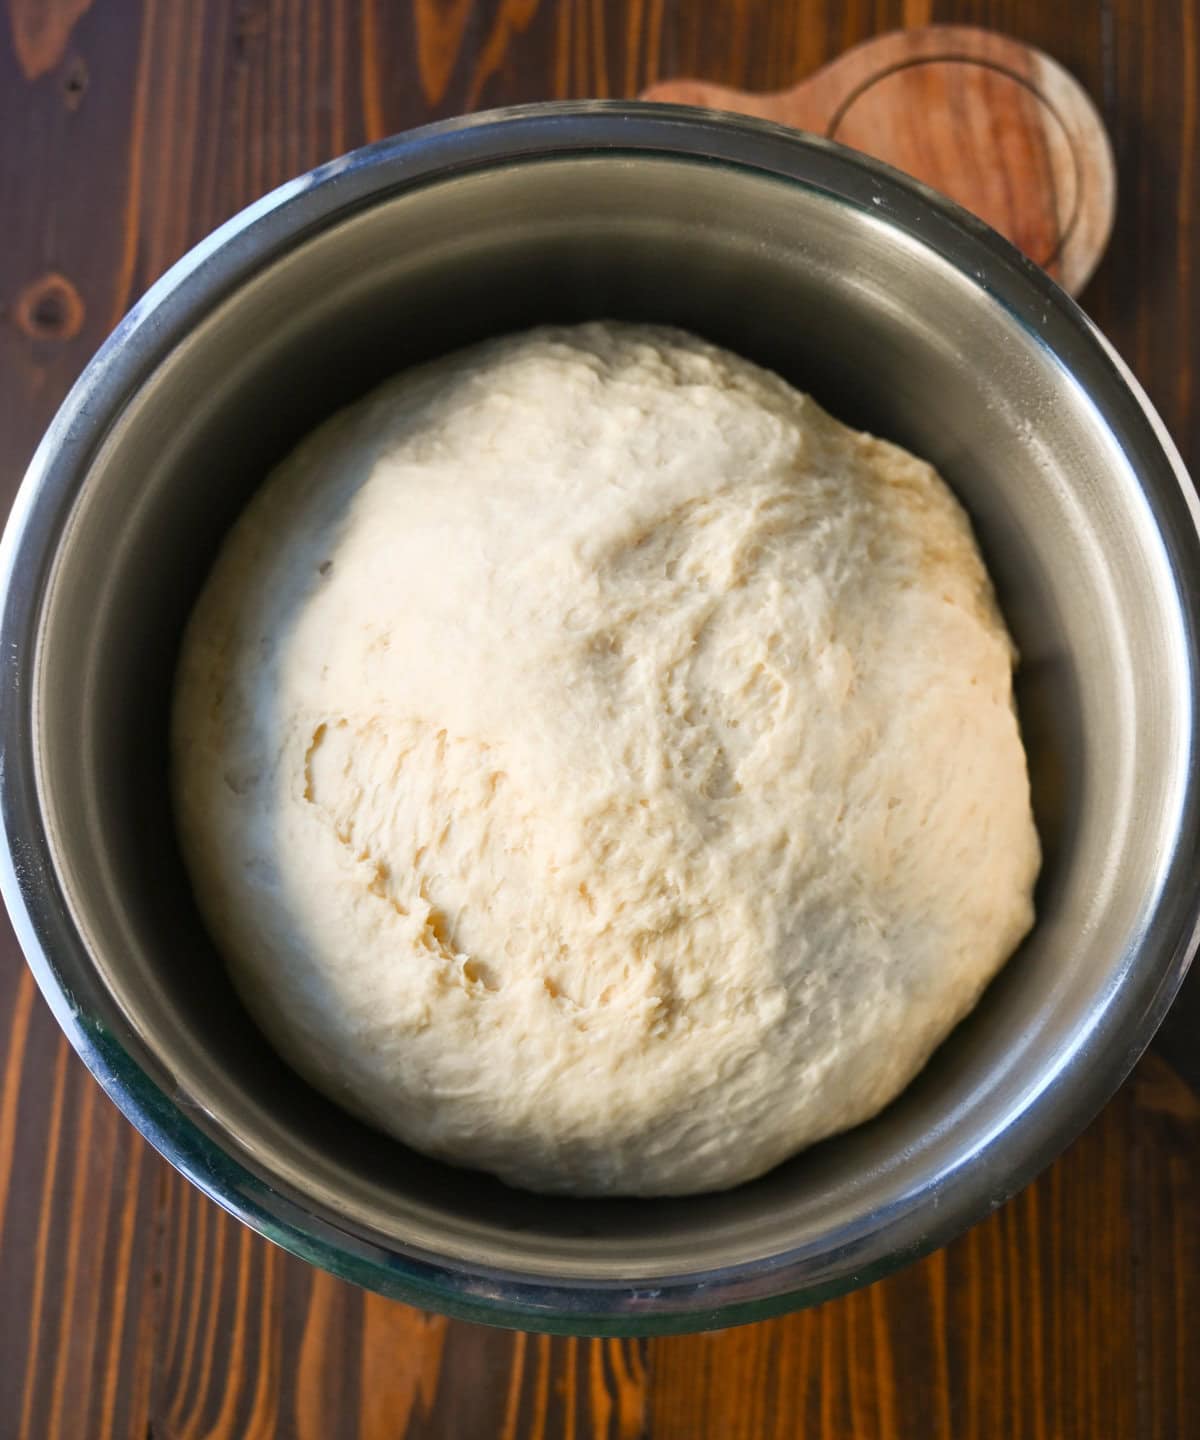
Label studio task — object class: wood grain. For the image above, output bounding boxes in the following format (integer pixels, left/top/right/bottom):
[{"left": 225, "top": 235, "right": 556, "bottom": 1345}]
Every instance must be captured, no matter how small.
[
  {"left": 0, "top": 2, "right": 1197, "bottom": 1437},
  {"left": 642, "top": 26, "right": 1117, "bottom": 294}
]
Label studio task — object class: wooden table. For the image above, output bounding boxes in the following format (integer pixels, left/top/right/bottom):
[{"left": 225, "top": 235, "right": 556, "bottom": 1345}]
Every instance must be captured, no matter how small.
[{"left": 2, "top": 2, "right": 1198, "bottom": 1436}]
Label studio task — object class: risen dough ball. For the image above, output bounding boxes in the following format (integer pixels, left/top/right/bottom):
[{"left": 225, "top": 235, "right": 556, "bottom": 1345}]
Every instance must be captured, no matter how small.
[{"left": 173, "top": 323, "right": 1039, "bottom": 1196}]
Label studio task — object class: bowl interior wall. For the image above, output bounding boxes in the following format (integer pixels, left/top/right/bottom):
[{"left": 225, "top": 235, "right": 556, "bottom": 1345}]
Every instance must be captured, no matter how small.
[{"left": 33, "top": 154, "right": 1193, "bottom": 1281}]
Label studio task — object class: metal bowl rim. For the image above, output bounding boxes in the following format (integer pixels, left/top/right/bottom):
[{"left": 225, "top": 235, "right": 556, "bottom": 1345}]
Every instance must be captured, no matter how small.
[{"left": 2, "top": 100, "right": 1198, "bottom": 1334}]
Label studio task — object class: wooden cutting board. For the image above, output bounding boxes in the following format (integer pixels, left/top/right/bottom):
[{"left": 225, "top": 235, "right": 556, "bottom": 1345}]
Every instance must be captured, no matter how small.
[{"left": 642, "top": 26, "right": 1116, "bottom": 298}]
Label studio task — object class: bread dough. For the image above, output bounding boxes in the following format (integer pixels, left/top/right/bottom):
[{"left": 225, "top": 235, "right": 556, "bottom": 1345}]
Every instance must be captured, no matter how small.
[{"left": 173, "top": 323, "right": 1039, "bottom": 1197}]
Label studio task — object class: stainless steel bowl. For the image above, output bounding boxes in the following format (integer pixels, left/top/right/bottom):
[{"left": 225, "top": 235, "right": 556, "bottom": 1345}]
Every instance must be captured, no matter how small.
[{"left": 2, "top": 103, "right": 1198, "bottom": 1335}]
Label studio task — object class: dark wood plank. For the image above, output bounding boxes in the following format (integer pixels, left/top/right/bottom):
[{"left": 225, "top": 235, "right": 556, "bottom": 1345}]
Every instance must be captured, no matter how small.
[{"left": 0, "top": 1, "right": 1196, "bottom": 1437}]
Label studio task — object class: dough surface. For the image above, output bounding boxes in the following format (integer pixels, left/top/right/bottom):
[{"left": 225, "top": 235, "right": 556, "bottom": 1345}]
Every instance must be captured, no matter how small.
[{"left": 173, "top": 323, "right": 1040, "bottom": 1196}]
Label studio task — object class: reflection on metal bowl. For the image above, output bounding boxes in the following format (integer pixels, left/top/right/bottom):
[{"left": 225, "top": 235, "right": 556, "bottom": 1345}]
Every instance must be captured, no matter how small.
[{"left": 1, "top": 103, "right": 1198, "bottom": 1335}]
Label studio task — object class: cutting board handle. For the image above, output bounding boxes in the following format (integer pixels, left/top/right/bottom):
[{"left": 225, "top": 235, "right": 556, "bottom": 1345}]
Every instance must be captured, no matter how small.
[{"left": 642, "top": 26, "right": 1116, "bottom": 297}]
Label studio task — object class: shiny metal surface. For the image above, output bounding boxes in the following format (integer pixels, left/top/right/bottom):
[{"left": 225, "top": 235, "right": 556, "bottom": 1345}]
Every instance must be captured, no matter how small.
[{"left": 2, "top": 103, "right": 1199, "bottom": 1335}]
